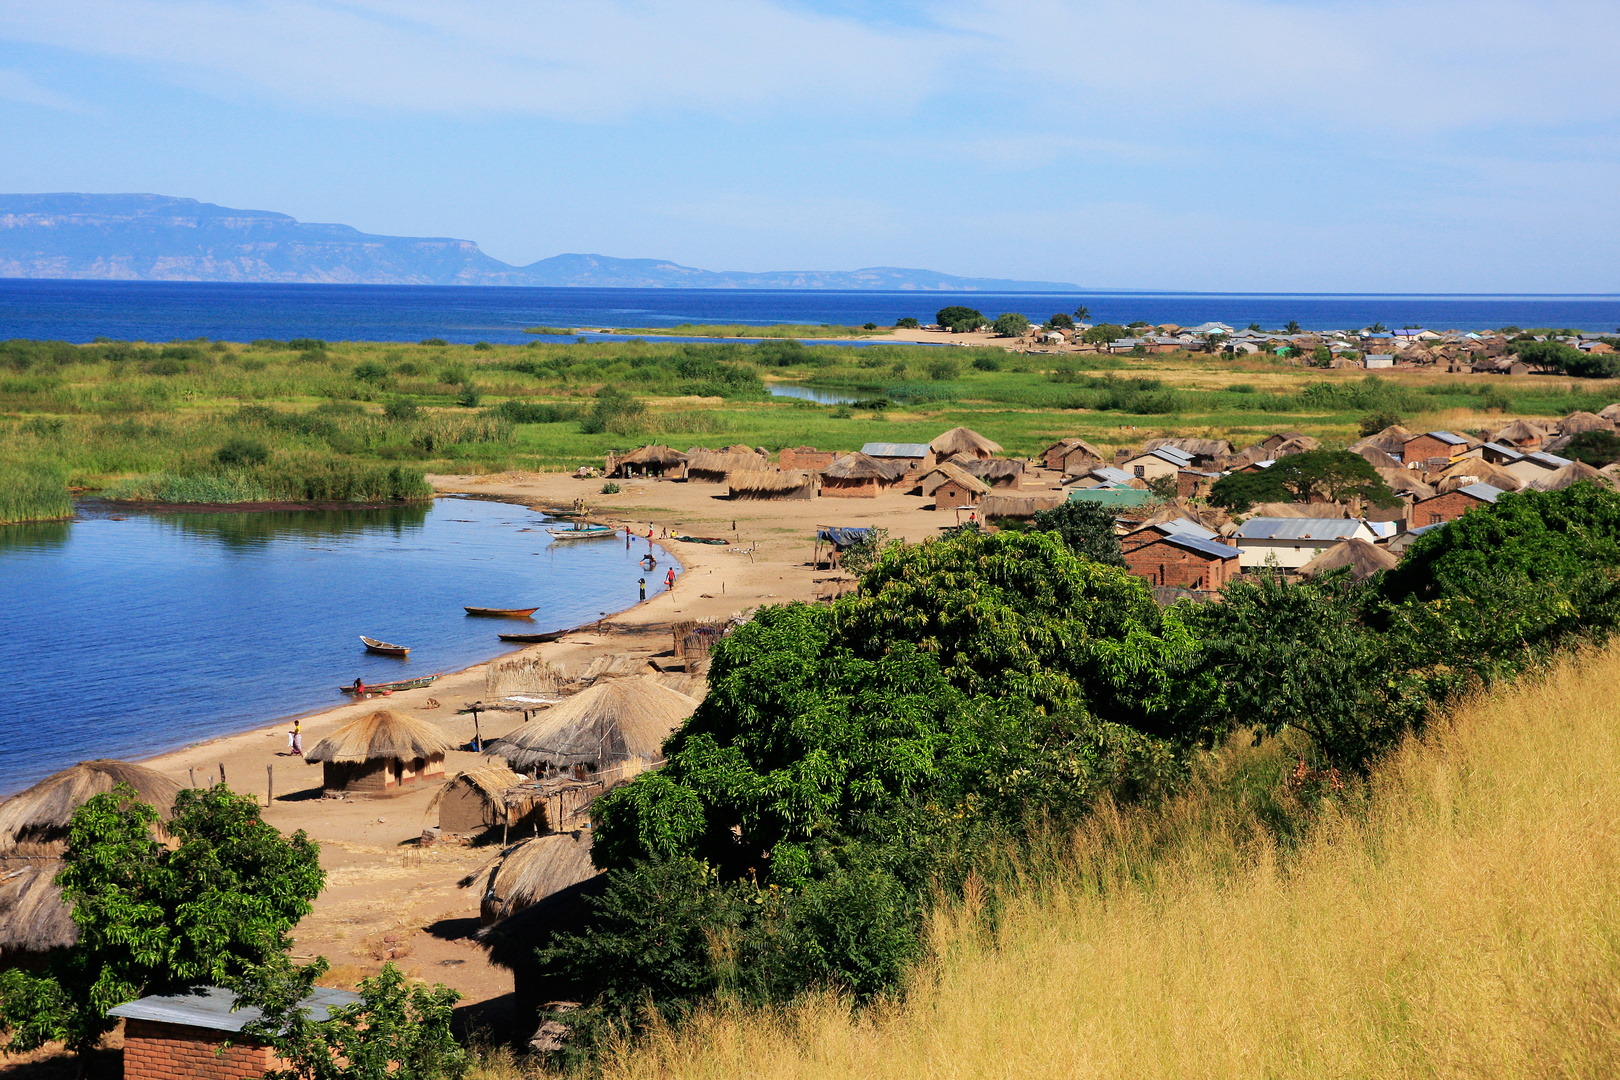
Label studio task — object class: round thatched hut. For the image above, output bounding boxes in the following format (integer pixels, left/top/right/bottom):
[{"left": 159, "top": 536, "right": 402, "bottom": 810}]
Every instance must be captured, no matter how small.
[
  {"left": 1297, "top": 539, "right": 1398, "bottom": 582},
  {"left": 930, "top": 426, "right": 1002, "bottom": 461},
  {"left": 819, "top": 453, "right": 901, "bottom": 498},
  {"left": 608, "top": 444, "right": 687, "bottom": 479},
  {"left": 1559, "top": 411, "right": 1614, "bottom": 436},
  {"left": 0, "top": 760, "right": 183, "bottom": 964},
  {"left": 431, "top": 763, "right": 528, "bottom": 836},
  {"left": 462, "top": 831, "right": 599, "bottom": 925},
  {"left": 304, "top": 710, "right": 455, "bottom": 796},
  {"left": 1532, "top": 460, "right": 1614, "bottom": 492},
  {"left": 485, "top": 677, "right": 698, "bottom": 778}
]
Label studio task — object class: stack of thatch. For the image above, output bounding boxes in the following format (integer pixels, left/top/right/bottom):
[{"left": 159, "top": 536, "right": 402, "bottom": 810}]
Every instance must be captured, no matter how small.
[
  {"left": 1352, "top": 424, "right": 1415, "bottom": 458},
  {"left": 485, "top": 677, "right": 699, "bottom": 773},
  {"left": 1435, "top": 459, "right": 1522, "bottom": 492},
  {"left": 1560, "top": 411, "right": 1614, "bottom": 436},
  {"left": 951, "top": 455, "right": 1025, "bottom": 487},
  {"left": 1348, "top": 443, "right": 1405, "bottom": 470},
  {"left": 1244, "top": 502, "right": 1348, "bottom": 519},
  {"left": 978, "top": 492, "right": 1065, "bottom": 520},
  {"left": 1378, "top": 469, "right": 1438, "bottom": 500},
  {"left": 684, "top": 448, "right": 769, "bottom": 483},
  {"left": 819, "top": 453, "right": 902, "bottom": 483},
  {"left": 304, "top": 710, "right": 457, "bottom": 766},
  {"left": 461, "top": 831, "right": 599, "bottom": 925},
  {"left": 0, "top": 761, "right": 183, "bottom": 960},
  {"left": 727, "top": 469, "right": 817, "bottom": 500},
  {"left": 1489, "top": 418, "right": 1548, "bottom": 448},
  {"left": 1298, "top": 539, "right": 1399, "bottom": 582},
  {"left": 1532, "top": 461, "right": 1614, "bottom": 492},
  {"left": 930, "top": 427, "right": 1002, "bottom": 461}
]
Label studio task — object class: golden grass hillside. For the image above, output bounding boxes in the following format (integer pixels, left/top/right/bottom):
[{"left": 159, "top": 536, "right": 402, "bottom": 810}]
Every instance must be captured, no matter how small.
[{"left": 593, "top": 645, "right": 1620, "bottom": 1080}]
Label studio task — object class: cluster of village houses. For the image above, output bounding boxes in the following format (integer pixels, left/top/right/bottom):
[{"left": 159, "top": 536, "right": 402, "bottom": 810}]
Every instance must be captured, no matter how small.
[
  {"left": 1009, "top": 321, "right": 1616, "bottom": 373},
  {"left": 609, "top": 404, "right": 1620, "bottom": 596}
]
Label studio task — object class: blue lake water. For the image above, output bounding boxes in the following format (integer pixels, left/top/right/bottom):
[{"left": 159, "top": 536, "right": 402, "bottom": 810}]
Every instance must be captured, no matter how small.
[
  {"left": 0, "top": 279, "right": 1617, "bottom": 341},
  {"left": 0, "top": 496, "right": 677, "bottom": 796}
]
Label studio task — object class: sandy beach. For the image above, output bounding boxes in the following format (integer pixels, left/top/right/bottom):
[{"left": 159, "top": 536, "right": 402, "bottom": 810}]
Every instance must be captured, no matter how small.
[{"left": 121, "top": 468, "right": 1032, "bottom": 1020}]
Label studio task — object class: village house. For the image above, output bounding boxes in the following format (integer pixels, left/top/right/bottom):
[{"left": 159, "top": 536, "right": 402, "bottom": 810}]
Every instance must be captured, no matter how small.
[
  {"left": 1119, "top": 445, "right": 1195, "bottom": 482},
  {"left": 1231, "top": 518, "right": 1381, "bottom": 570},
  {"left": 1401, "top": 431, "right": 1470, "bottom": 466},
  {"left": 1120, "top": 530, "right": 1242, "bottom": 592},
  {"left": 1064, "top": 487, "right": 1156, "bottom": 511},
  {"left": 1411, "top": 482, "right": 1505, "bottom": 526},
  {"left": 1501, "top": 450, "right": 1574, "bottom": 488},
  {"left": 860, "top": 441, "right": 932, "bottom": 476},
  {"left": 778, "top": 445, "right": 837, "bottom": 471},
  {"left": 922, "top": 462, "right": 990, "bottom": 511},
  {"left": 819, "top": 452, "right": 901, "bottom": 498},
  {"left": 110, "top": 986, "right": 360, "bottom": 1080},
  {"left": 1041, "top": 437, "right": 1106, "bottom": 473}
]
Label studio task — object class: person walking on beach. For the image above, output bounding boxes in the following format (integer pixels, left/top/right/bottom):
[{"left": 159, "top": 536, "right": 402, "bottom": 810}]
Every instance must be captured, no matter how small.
[
  {"left": 639, "top": 577, "right": 646, "bottom": 601},
  {"left": 289, "top": 720, "right": 303, "bottom": 756},
  {"left": 666, "top": 567, "right": 676, "bottom": 591}
]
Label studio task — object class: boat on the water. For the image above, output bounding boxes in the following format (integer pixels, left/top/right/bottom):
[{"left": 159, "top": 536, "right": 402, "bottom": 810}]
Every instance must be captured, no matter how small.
[
  {"left": 337, "top": 674, "right": 440, "bottom": 694},
  {"left": 498, "top": 629, "right": 567, "bottom": 644},
  {"left": 360, "top": 636, "right": 410, "bottom": 657},
  {"left": 464, "top": 606, "right": 539, "bottom": 618},
  {"left": 548, "top": 524, "right": 616, "bottom": 541}
]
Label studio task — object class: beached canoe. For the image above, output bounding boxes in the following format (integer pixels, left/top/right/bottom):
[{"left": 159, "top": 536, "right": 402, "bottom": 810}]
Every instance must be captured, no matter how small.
[
  {"left": 548, "top": 525, "right": 617, "bottom": 540},
  {"left": 360, "top": 635, "right": 410, "bottom": 657},
  {"left": 337, "top": 674, "right": 441, "bottom": 694},
  {"left": 497, "top": 629, "right": 567, "bottom": 644},
  {"left": 465, "top": 606, "right": 539, "bottom": 618}
]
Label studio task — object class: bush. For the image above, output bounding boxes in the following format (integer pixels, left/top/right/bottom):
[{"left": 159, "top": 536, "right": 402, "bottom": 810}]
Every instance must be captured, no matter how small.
[
  {"left": 926, "top": 357, "right": 962, "bottom": 381},
  {"left": 455, "top": 382, "right": 481, "bottom": 408},
  {"left": 992, "top": 312, "right": 1031, "bottom": 337},
  {"left": 580, "top": 385, "right": 646, "bottom": 435},
  {"left": 352, "top": 361, "right": 389, "bottom": 383},
  {"left": 215, "top": 437, "right": 270, "bottom": 468},
  {"left": 286, "top": 338, "right": 326, "bottom": 352},
  {"left": 472, "top": 340, "right": 494, "bottom": 351},
  {"left": 601, "top": 482, "right": 621, "bottom": 494},
  {"left": 936, "top": 306, "right": 985, "bottom": 333},
  {"left": 1565, "top": 430, "right": 1620, "bottom": 466},
  {"left": 420, "top": 337, "right": 448, "bottom": 347},
  {"left": 1049, "top": 313, "right": 1075, "bottom": 329},
  {"left": 490, "top": 400, "right": 583, "bottom": 424},
  {"left": 972, "top": 355, "right": 1002, "bottom": 372},
  {"left": 895, "top": 317, "right": 920, "bottom": 329},
  {"left": 383, "top": 398, "right": 421, "bottom": 422},
  {"left": 1359, "top": 410, "right": 1404, "bottom": 437}
]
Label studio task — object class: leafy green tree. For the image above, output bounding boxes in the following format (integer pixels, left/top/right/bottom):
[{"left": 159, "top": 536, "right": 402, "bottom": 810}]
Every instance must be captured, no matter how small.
[
  {"left": 1081, "top": 323, "right": 1127, "bottom": 345},
  {"left": 1265, "top": 450, "right": 1400, "bottom": 507},
  {"left": 838, "top": 527, "right": 893, "bottom": 574},
  {"left": 895, "top": 317, "right": 919, "bottom": 329},
  {"left": 383, "top": 397, "right": 421, "bottom": 422},
  {"left": 1247, "top": 322, "right": 1262, "bottom": 332},
  {"left": 1512, "top": 340, "right": 1580, "bottom": 374},
  {"left": 1565, "top": 430, "right": 1620, "bottom": 466},
  {"left": 991, "top": 312, "right": 1031, "bottom": 337},
  {"left": 0, "top": 785, "right": 323, "bottom": 1057},
  {"left": 351, "top": 361, "right": 389, "bottom": 384},
  {"left": 1285, "top": 320, "right": 1302, "bottom": 334},
  {"left": 1208, "top": 469, "right": 1288, "bottom": 512},
  {"left": 1310, "top": 345, "right": 1332, "bottom": 367},
  {"left": 454, "top": 382, "right": 481, "bottom": 408},
  {"left": 238, "top": 959, "right": 464, "bottom": 1080},
  {"left": 935, "top": 306, "right": 985, "bottom": 333},
  {"left": 1565, "top": 351, "right": 1620, "bottom": 379},
  {"left": 1368, "top": 322, "right": 1386, "bottom": 333},
  {"left": 1359, "top": 411, "right": 1403, "bottom": 437},
  {"left": 579, "top": 385, "right": 645, "bottom": 434},
  {"left": 1048, "top": 313, "right": 1075, "bottom": 330},
  {"left": 1072, "top": 305, "right": 1091, "bottom": 323},
  {"left": 1032, "top": 498, "right": 1126, "bottom": 567}
]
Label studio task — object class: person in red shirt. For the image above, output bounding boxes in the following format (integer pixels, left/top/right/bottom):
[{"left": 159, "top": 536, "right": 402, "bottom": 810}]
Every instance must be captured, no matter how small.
[{"left": 665, "top": 567, "right": 676, "bottom": 590}]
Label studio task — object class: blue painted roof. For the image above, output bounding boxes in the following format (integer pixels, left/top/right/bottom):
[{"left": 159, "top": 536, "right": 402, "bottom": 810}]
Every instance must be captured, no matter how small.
[
  {"left": 1235, "top": 518, "right": 1368, "bottom": 541},
  {"left": 860, "top": 442, "right": 931, "bottom": 458}
]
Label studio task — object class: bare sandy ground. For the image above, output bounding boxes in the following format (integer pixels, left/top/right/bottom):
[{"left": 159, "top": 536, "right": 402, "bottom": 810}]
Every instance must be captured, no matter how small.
[{"left": 121, "top": 469, "right": 1065, "bottom": 1019}]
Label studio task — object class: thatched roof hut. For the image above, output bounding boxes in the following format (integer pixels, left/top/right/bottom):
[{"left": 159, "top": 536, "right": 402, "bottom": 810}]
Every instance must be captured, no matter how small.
[
  {"left": 431, "top": 763, "right": 528, "bottom": 836},
  {"left": 0, "top": 761, "right": 183, "bottom": 961},
  {"left": 952, "top": 455, "right": 1025, "bottom": 488},
  {"left": 0, "top": 761, "right": 182, "bottom": 852},
  {"left": 930, "top": 427, "right": 1002, "bottom": 460},
  {"left": 608, "top": 444, "right": 687, "bottom": 478},
  {"left": 819, "top": 453, "right": 901, "bottom": 498},
  {"left": 1269, "top": 437, "right": 1318, "bottom": 458},
  {"left": 978, "top": 493, "right": 1064, "bottom": 521},
  {"left": 304, "top": 710, "right": 455, "bottom": 795},
  {"left": 1298, "top": 539, "right": 1399, "bottom": 582},
  {"left": 1348, "top": 443, "right": 1405, "bottom": 470},
  {"left": 684, "top": 448, "right": 768, "bottom": 483},
  {"left": 1436, "top": 459, "right": 1522, "bottom": 492},
  {"left": 476, "top": 863, "right": 610, "bottom": 1040},
  {"left": 727, "top": 469, "right": 817, "bottom": 501},
  {"left": 1560, "top": 411, "right": 1614, "bottom": 435},
  {"left": 1245, "top": 502, "right": 1348, "bottom": 519},
  {"left": 1354, "top": 425, "right": 1414, "bottom": 456},
  {"left": 462, "top": 831, "right": 600, "bottom": 926},
  {"left": 1042, "top": 437, "right": 1105, "bottom": 471},
  {"left": 1261, "top": 432, "right": 1317, "bottom": 451},
  {"left": 1599, "top": 404, "right": 1620, "bottom": 422},
  {"left": 1377, "top": 469, "right": 1437, "bottom": 500},
  {"left": 1532, "top": 461, "right": 1615, "bottom": 492},
  {"left": 486, "top": 677, "right": 698, "bottom": 774},
  {"left": 1489, "top": 419, "right": 1547, "bottom": 448}
]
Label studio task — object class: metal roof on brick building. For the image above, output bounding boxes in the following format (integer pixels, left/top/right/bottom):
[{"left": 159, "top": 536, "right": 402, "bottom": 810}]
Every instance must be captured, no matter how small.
[{"left": 108, "top": 986, "right": 360, "bottom": 1033}]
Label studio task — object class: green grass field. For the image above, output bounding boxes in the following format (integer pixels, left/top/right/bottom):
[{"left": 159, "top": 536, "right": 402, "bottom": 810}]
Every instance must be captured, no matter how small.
[{"left": 1, "top": 335, "right": 1615, "bottom": 495}]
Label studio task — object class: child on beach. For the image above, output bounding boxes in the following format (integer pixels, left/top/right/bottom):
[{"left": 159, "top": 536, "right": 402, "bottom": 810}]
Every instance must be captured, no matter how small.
[{"left": 666, "top": 567, "right": 676, "bottom": 590}]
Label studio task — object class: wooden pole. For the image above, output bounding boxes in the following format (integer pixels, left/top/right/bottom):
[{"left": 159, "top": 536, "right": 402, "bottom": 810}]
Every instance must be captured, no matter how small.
[
  {"left": 267, "top": 764, "right": 273, "bottom": 807},
  {"left": 472, "top": 708, "right": 482, "bottom": 750},
  {"left": 219, "top": 763, "right": 227, "bottom": 787},
  {"left": 188, "top": 767, "right": 196, "bottom": 788}
]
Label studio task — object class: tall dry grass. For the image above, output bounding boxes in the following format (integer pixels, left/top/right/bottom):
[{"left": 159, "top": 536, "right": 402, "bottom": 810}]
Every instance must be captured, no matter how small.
[{"left": 594, "top": 645, "right": 1620, "bottom": 1080}]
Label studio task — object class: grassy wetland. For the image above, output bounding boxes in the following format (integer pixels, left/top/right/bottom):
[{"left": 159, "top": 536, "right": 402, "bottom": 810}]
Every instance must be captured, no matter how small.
[{"left": 1, "top": 333, "right": 1617, "bottom": 508}]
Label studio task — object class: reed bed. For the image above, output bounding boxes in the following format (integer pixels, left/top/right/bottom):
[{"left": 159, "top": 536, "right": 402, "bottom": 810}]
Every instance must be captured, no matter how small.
[
  {"left": 103, "top": 462, "right": 431, "bottom": 504},
  {"left": 590, "top": 645, "right": 1620, "bottom": 1080},
  {"left": 0, "top": 461, "right": 72, "bottom": 524}
]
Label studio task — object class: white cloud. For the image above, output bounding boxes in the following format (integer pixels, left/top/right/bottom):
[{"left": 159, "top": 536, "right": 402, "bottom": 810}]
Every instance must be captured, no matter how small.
[
  {"left": 0, "top": 67, "right": 87, "bottom": 112},
  {"left": 0, "top": 0, "right": 950, "bottom": 119}
]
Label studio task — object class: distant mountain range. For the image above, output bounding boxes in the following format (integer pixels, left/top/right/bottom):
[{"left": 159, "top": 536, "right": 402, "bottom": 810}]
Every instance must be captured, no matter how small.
[{"left": 0, "top": 194, "right": 1079, "bottom": 291}]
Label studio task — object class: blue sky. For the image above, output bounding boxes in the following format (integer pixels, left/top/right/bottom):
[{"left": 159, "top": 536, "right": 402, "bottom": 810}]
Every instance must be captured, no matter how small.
[{"left": 0, "top": 0, "right": 1615, "bottom": 291}]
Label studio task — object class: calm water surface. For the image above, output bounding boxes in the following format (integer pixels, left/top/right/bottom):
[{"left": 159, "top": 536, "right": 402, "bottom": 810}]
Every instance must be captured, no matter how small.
[
  {"left": 1, "top": 280, "right": 1617, "bottom": 341},
  {"left": 0, "top": 497, "right": 677, "bottom": 796}
]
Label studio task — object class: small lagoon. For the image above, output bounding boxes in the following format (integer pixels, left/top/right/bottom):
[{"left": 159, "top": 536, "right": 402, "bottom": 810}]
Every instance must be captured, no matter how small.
[{"left": 0, "top": 497, "right": 675, "bottom": 795}]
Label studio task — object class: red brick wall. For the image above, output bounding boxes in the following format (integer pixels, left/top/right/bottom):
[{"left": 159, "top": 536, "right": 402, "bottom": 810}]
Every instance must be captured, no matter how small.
[
  {"left": 1412, "top": 490, "right": 1486, "bottom": 526},
  {"left": 780, "top": 447, "right": 836, "bottom": 470},
  {"left": 1402, "top": 435, "right": 1455, "bottom": 464},
  {"left": 934, "top": 481, "right": 980, "bottom": 510},
  {"left": 123, "top": 1019, "right": 277, "bottom": 1080},
  {"left": 1121, "top": 538, "right": 1236, "bottom": 591}
]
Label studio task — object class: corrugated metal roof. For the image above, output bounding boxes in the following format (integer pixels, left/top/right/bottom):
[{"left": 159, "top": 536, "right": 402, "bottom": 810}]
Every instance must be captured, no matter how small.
[
  {"left": 1160, "top": 533, "right": 1242, "bottom": 559},
  {"left": 107, "top": 986, "right": 361, "bottom": 1033},
  {"left": 1090, "top": 466, "right": 1135, "bottom": 484},
  {"left": 1421, "top": 431, "right": 1469, "bottom": 446},
  {"left": 1458, "top": 482, "right": 1505, "bottom": 502},
  {"left": 1066, "top": 487, "right": 1155, "bottom": 508},
  {"left": 1525, "top": 451, "right": 1574, "bottom": 469},
  {"left": 859, "top": 442, "right": 931, "bottom": 459},
  {"left": 1481, "top": 442, "right": 1525, "bottom": 460},
  {"left": 1152, "top": 517, "right": 1219, "bottom": 541},
  {"left": 1235, "top": 518, "right": 1368, "bottom": 541}
]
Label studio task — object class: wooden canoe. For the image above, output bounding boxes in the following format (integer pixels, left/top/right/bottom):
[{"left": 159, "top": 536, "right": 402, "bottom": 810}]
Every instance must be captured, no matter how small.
[
  {"left": 547, "top": 525, "right": 616, "bottom": 540},
  {"left": 464, "top": 606, "right": 539, "bottom": 618},
  {"left": 497, "top": 629, "right": 566, "bottom": 644},
  {"left": 360, "top": 636, "right": 410, "bottom": 657},
  {"left": 337, "top": 674, "right": 440, "bottom": 694}
]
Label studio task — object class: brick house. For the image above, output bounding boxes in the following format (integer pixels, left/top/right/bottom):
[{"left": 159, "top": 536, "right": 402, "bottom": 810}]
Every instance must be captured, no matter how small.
[
  {"left": 1176, "top": 469, "right": 1220, "bottom": 499},
  {"left": 1401, "top": 431, "right": 1470, "bottom": 465},
  {"left": 111, "top": 986, "right": 360, "bottom": 1080},
  {"left": 1411, "top": 482, "right": 1504, "bottom": 526},
  {"left": 778, "top": 446, "right": 836, "bottom": 471},
  {"left": 1121, "top": 532, "right": 1242, "bottom": 592}
]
